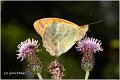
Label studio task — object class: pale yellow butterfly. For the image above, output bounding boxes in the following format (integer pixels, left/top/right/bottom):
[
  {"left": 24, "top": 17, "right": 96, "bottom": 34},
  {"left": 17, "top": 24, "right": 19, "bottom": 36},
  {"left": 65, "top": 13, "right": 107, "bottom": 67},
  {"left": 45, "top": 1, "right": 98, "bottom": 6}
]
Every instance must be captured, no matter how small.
[{"left": 33, "top": 18, "right": 101, "bottom": 57}]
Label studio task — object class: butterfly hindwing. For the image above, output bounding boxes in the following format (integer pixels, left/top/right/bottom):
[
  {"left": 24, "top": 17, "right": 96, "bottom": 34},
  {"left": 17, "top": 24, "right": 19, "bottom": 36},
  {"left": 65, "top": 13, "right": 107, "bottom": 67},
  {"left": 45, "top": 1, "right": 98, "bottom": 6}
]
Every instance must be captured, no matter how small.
[{"left": 42, "top": 22, "right": 80, "bottom": 57}]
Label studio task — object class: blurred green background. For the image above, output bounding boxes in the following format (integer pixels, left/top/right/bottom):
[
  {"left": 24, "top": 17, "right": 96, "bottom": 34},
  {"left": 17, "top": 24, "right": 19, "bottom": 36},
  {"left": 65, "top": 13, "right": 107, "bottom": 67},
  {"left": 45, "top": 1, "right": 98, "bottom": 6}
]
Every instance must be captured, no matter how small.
[{"left": 1, "top": 1, "right": 119, "bottom": 79}]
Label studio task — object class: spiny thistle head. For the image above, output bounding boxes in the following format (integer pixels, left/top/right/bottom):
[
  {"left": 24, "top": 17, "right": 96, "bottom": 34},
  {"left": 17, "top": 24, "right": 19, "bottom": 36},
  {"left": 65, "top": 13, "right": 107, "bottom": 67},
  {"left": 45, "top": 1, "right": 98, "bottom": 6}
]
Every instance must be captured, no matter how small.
[
  {"left": 17, "top": 38, "right": 39, "bottom": 61},
  {"left": 17, "top": 38, "right": 42, "bottom": 74},
  {"left": 76, "top": 37, "right": 103, "bottom": 53},
  {"left": 76, "top": 37, "right": 103, "bottom": 71}
]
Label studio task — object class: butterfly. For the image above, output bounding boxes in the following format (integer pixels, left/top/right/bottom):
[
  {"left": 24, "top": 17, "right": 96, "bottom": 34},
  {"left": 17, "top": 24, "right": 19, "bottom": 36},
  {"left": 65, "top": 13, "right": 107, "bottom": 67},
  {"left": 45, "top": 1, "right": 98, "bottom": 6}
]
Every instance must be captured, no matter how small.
[{"left": 34, "top": 18, "right": 89, "bottom": 57}]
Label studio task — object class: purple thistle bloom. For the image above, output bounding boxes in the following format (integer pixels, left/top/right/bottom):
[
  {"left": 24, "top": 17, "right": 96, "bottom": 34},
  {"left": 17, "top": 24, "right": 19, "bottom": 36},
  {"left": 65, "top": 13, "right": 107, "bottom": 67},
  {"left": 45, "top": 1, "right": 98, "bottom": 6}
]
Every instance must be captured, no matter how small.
[
  {"left": 76, "top": 37, "right": 103, "bottom": 53},
  {"left": 76, "top": 37, "right": 103, "bottom": 71},
  {"left": 17, "top": 38, "right": 39, "bottom": 61}
]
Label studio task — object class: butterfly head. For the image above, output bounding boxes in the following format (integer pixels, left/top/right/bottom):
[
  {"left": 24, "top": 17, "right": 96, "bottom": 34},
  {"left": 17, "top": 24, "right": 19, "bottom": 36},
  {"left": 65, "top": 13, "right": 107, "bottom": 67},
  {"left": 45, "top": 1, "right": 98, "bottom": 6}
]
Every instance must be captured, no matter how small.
[
  {"left": 80, "top": 24, "right": 89, "bottom": 32},
  {"left": 76, "top": 25, "right": 89, "bottom": 41}
]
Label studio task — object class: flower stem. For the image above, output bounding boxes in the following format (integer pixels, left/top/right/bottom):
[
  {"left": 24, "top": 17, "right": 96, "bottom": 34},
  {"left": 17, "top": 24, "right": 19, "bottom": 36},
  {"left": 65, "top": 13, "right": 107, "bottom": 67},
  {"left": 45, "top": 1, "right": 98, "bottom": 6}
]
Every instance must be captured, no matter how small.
[
  {"left": 37, "top": 73, "right": 43, "bottom": 80},
  {"left": 85, "top": 70, "right": 89, "bottom": 80}
]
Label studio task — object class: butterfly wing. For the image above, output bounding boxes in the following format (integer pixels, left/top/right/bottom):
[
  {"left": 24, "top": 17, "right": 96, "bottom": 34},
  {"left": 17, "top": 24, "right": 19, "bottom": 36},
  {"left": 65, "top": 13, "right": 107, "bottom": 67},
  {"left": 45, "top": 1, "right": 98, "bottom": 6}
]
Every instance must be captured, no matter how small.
[{"left": 42, "top": 22, "right": 80, "bottom": 57}]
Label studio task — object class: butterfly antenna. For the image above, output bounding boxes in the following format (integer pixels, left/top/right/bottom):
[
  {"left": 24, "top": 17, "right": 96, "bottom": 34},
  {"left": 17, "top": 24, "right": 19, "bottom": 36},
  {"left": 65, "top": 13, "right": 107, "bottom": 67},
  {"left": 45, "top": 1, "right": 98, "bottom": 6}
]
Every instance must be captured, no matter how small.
[
  {"left": 88, "top": 9, "right": 94, "bottom": 18},
  {"left": 87, "top": 9, "right": 94, "bottom": 22},
  {"left": 84, "top": 9, "right": 103, "bottom": 26},
  {"left": 88, "top": 20, "right": 103, "bottom": 25}
]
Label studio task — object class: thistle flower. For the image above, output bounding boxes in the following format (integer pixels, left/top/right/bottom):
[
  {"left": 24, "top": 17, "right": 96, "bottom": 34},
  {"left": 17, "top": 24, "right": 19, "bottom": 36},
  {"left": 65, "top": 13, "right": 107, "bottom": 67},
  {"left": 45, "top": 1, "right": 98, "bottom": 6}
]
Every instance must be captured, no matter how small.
[
  {"left": 76, "top": 37, "right": 103, "bottom": 80},
  {"left": 48, "top": 59, "right": 65, "bottom": 80},
  {"left": 16, "top": 38, "right": 43, "bottom": 79},
  {"left": 76, "top": 37, "right": 103, "bottom": 53},
  {"left": 17, "top": 38, "right": 39, "bottom": 61}
]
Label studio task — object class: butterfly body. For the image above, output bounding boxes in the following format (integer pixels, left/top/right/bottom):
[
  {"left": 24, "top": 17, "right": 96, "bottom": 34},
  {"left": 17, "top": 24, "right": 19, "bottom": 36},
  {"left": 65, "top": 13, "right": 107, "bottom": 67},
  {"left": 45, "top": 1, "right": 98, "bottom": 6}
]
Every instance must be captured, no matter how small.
[{"left": 34, "top": 18, "right": 88, "bottom": 57}]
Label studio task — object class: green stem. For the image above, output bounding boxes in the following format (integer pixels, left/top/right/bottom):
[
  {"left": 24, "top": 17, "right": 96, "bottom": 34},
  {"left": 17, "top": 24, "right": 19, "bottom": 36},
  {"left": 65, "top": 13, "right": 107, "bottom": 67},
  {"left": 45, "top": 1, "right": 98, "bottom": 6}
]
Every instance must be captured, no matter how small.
[
  {"left": 37, "top": 73, "right": 43, "bottom": 80},
  {"left": 85, "top": 70, "right": 89, "bottom": 80}
]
